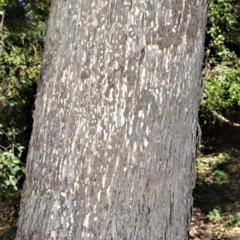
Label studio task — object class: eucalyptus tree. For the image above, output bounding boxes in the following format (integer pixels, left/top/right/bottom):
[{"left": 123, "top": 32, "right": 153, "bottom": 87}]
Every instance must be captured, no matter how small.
[{"left": 16, "top": 0, "right": 209, "bottom": 239}]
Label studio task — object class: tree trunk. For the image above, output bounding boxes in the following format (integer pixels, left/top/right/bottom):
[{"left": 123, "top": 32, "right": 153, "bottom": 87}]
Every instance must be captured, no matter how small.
[{"left": 16, "top": 0, "right": 209, "bottom": 239}]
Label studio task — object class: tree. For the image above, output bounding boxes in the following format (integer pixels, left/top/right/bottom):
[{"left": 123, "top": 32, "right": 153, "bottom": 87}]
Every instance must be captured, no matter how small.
[{"left": 16, "top": 0, "right": 209, "bottom": 239}]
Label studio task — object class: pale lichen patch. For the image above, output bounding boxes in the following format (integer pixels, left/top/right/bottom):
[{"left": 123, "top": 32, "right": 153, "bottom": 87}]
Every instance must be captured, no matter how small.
[
  {"left": 97, "top": 190, "right": 101, "bottom": 201},
  {"left": 61, "top": 192, "right": 66, "bottom": 198},
  {"left": 102, "top": 174, "right": 106, "bottom": 188},
  {"left": 144, "top": 138, "right": 149, "bottom": 147},
  {"left": 51, "top": 231, "right": 56, "bottom": 239},
  {"left": 83, "top": 212, "right": 90, "bottom": 228},
  {"left": 74, "top": 182, "right": 79, "bottom": 189},
  {"left": 129, "top": 126, "right": 132, "bottom": 135},
  {"left": 133, "top": 142, "right": 137, "bottom": 152}
]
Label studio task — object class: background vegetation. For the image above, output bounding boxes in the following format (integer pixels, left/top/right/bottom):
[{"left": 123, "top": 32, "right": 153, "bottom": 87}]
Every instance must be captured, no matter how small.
[
  {"left": 0, "top": 0, "right": 50, "bottom": 233},
  {"left": 0, "top": 0, "right": 239, "bottom": 239},
  {"left": 201, "top": 0, "right": 240, "bottom": 128}
]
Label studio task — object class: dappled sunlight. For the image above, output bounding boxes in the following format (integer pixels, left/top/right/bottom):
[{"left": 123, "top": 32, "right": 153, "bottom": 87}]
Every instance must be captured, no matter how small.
[{"left": 191, "top": 124, "right": 240, "bottom": 239}]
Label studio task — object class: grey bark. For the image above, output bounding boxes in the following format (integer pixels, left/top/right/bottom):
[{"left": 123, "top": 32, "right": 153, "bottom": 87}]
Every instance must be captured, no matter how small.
[{"left": 16, "top": 0, "right": 209, "bottom": 239}]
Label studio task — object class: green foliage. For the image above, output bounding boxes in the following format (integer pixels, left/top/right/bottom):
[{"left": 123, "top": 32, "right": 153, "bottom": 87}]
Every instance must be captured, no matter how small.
[
  {"left": 0, "top": 0, "right": 50, "bottom": 222},
  {"left": 212, "top": 169, "right": 228, "bottom": 182},
  {"left": 197, "top": 153, "right": 229, "bottom": 183},
  {"left": 225, "top": 213, "right": 240, "bottom": 228},
  {"left": 206, "top": 0, "right": 240, "bottom": 63},
  {"left": 202, "top": 62, "right": 240, "bottom": 121},
  {"left": 201, "top": 0, "right": 240, "bottom": 127},
  {"left": 207, "top": 207, "right": 222, "bottom": 224},
  {"left": 209, "top": 153, "right": 229, "bottom": 167},
  {"left": 0, "top": 124, "right": 25, "bottom": 194}
]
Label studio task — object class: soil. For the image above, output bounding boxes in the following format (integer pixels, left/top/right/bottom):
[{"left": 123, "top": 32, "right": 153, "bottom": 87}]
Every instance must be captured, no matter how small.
[{"left": 190, "top": 124, "right": 240, "bottom": 239}]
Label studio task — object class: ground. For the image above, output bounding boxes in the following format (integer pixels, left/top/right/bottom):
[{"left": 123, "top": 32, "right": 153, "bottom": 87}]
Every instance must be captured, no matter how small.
[
  {"left": 0, "top": 124, "right": 240, "bottom": 239},
  {"left": 190, "top": 124, "right": 240, "bottom": 239}
]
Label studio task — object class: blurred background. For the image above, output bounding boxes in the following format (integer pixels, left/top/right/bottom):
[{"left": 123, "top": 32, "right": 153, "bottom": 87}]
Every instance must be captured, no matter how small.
[{"left": 0, "top": 0, "right": 239, "bottom": 239}]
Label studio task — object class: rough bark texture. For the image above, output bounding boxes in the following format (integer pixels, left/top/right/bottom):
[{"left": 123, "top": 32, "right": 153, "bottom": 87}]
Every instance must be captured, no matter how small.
[{"left": 16, "top": 0, "right": 209, "bottom": 239}]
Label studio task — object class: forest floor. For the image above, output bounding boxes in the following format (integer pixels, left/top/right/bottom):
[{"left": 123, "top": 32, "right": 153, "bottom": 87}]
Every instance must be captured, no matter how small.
[
  {"left": 190, "top": 124, "right": 240, "bottom": 239},
  {"left": 0, "top": 124, "right": 240, "bottom": 239}
]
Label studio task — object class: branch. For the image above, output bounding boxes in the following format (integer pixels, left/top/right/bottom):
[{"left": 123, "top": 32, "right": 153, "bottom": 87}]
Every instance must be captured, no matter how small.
[
  {"left": 0, "top": 11, "right": 4, "bottom": 43},
  {"left": 210, "top": 108, "right": 240, "bottom": 127}
]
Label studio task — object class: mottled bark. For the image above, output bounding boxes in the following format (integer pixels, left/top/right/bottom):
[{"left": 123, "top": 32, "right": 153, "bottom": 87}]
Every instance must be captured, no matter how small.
[{"left": 16, "top": 0, "right": 209, "bottom": 239}]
